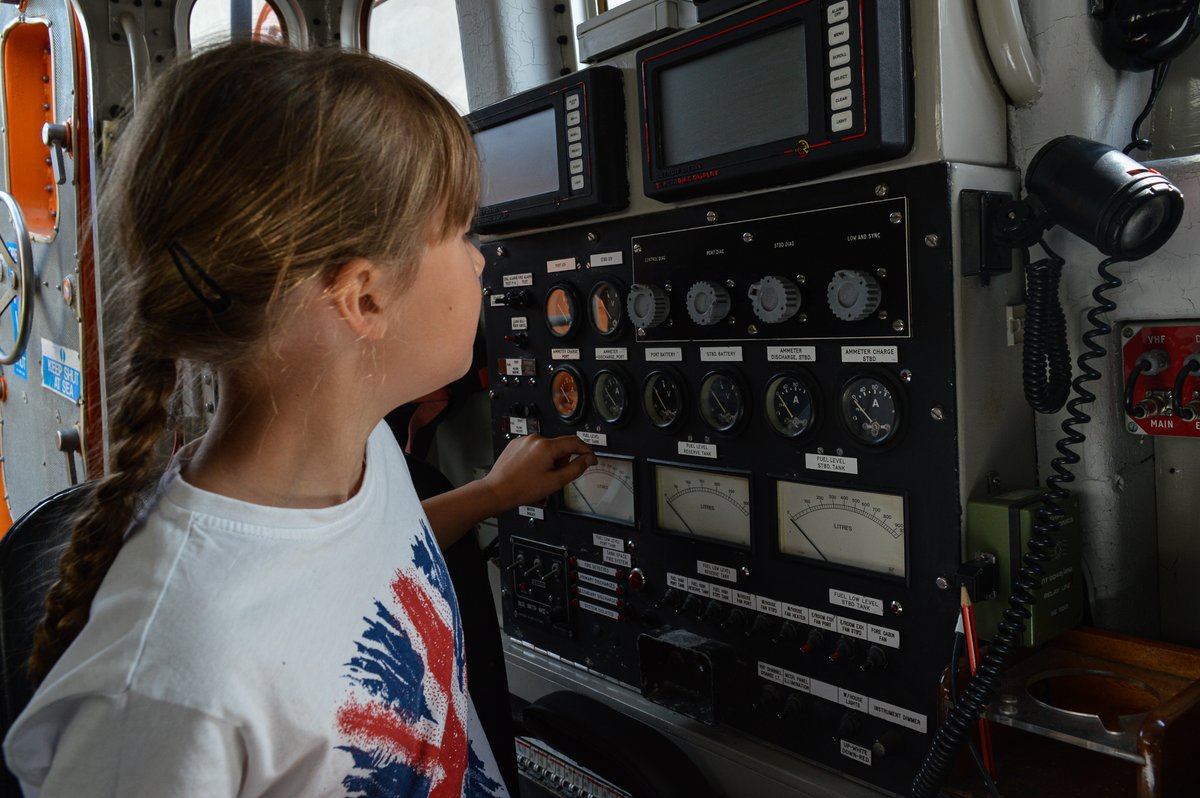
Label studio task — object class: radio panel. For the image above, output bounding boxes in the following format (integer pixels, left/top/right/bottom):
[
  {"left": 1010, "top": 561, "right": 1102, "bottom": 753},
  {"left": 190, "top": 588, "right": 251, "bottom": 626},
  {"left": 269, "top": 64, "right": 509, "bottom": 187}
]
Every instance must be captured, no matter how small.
[{"left": 484, "top": 164, "right": 967, "bottom": 795}]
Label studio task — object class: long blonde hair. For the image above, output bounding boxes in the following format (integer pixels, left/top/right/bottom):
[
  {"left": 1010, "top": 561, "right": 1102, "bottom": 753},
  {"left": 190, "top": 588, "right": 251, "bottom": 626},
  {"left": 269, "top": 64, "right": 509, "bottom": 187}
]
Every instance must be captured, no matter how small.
[{"left": 28, "top": 41, "right": 479, "bottom": 685}]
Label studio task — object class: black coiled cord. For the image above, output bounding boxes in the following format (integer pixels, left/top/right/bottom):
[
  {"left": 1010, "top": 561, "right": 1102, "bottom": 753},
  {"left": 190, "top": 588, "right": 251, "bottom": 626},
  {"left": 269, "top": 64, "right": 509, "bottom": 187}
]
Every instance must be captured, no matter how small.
[
  {"left": 1022, "top": 245, "right": 1071, "bottom": 413},
  {"left": 911, "top": 256, "right": 1127, "bottom": 798},
  {"left": 1123, "top": 61, "right": 1171, "bottom": 156}
]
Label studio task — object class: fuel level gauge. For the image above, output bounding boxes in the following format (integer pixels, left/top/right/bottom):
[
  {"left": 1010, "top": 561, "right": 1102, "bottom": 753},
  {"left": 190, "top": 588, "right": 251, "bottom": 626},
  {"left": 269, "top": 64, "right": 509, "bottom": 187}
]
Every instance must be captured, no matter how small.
[{"left": 563, "top": 455, "right": 636, "bottom": 525}]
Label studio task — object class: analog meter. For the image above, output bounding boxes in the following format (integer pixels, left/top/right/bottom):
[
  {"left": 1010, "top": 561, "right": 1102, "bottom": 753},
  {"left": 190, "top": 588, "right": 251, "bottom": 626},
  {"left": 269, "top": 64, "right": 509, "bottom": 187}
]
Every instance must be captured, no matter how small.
[
  {"left": 545, "top": 283, "right": 581, "bottom": 338},
  {"left": 589, "top": 280, "right": 625, "bottom": 336},
  {"left": 592, "top": 369, "right": 630, "bottom": 424},
  {"left": 642, "top": 370, "right": 685, "bottom": 429},
  {"left": 563, "top": 455, "right": 636, "bottom": 524},
  {"left": 840, "top": 375, "right": 902, "bottom": 446},
  {"left": 776, "top": 480, "right": 906, "bottom": 577},
  {"left": 765, "top": 373, "right": 817, "bottom": 438},
  {"left": 655, "top": 464, "right": 751, "bottom": 547},
  {"left": 550, "top": 366, "right": 585, "bottom": 422},
  {"left": 698, "top": 372, "right": 745, "bottom": 433}
]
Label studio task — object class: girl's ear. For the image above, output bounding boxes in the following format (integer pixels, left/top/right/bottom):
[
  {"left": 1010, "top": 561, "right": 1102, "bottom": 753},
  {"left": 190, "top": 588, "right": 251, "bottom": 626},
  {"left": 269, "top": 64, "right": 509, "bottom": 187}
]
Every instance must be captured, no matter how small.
[{"left": 329, "top": 258, "right": 390, "bottom": 340}]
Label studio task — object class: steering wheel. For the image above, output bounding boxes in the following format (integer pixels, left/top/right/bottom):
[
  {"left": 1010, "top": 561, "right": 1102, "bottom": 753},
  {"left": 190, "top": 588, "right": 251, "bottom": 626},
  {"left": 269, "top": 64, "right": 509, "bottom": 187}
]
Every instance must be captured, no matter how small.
[{"left": 0, "top": 190, "right": 34, "bottom": 366}]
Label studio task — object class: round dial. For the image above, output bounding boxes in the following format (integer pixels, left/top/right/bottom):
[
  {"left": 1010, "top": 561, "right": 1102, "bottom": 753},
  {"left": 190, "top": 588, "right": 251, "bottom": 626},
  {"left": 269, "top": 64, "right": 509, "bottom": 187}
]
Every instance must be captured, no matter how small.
[
  {"left": 840, "top": 375, "right": 901, "bottom": 445},
  {"left": 544, "top": 284, "right": 581, "bottom": 338},
  {"left": 827, "top": 270, "right": 882, "bottom": 322},
  {"left": 626, "top": 284, "right": 670, "bottom": 329},
  {"left": 698, "top": 372, "right": 745, "bottom": 433},
  {"left": 592, "top": 369, "right": 630, "bottom": 424},
  {"left": 685, "top": 281, "right": 732, "bottom": 326},
  {"left": 749, "top": 276, "right": 802, "bottom": 324},
  {"left": 765, "top": 373, "right": 817, "bottom": 438},
  {"left": 642, "top": 370, "right": 685, "bottom": 429},
  {"left": 550, "top": 366, "right": 585, "bottom": 422},
  {"left": 589, "top": 280, "right": 625, "bottom": 336}
]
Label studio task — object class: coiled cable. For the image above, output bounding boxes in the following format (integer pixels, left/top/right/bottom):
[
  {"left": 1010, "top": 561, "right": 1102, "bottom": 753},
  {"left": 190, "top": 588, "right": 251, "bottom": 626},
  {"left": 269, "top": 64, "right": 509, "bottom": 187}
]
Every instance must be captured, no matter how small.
[
  {"left": 911, "top": 254, "right": 1127, "bottom": 798},
  {"left": 1171, "top": 355, "right": 1200, "bottom": 420},
  {"left": 1123, "top": 61, "right": 1171, "bottom": 156},
  {"left": 1021, "top": 245, "right": 1071, "bottom": 413}
]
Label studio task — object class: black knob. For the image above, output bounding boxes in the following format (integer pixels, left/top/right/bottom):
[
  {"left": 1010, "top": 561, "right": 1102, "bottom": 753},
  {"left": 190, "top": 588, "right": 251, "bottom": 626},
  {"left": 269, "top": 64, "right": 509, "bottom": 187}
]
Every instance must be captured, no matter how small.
[
  {"left": 503, "top": 333, "right": 530, "bottom": 349},
  {"left": 754, "top": 684, "right": 782, "bottom": 712},
  {"left": 658, "top": 588, "right": 684, "bottom": 610},
  {"left": 860, "top": 645, "right": 888, "bottom": 673},
  {"left": 778, "top": 694, "right": 808, "bottom": 720},
  {"left": 773, "top": 621, "right": 801, "bottom": 645},
  {"left": 680, "top": 594, "right": 703, "bottom": 616},
  {"left": 872, "top": 729, "right": 905, "bottom": 758},
  {"left": 800, "top": 629, "right": 824, "bottom": 655},
  {"left": 722, "top": 607, "right": 750, "bottom": 631},
  {"left": 702, "top": 600, "right": 727, "bottom": 625},
  {"left": 499, "top": 289, "right": 532, "bottom": 307},
  {"left": 837, "top": 712, "right": 861, "bottom": 740},
  {"left": 829, "top": 637, "right": 855, "bottom": 665},
  {"left": 748, "top": 615, "right": 779, "bottom": 639}
]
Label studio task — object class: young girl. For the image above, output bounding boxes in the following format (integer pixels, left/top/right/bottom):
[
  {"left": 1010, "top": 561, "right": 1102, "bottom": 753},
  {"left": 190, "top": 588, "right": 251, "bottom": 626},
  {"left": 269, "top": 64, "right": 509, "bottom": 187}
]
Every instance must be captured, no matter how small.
[{"left": 3, "top": 42, "right": 594, "bottom": 796}]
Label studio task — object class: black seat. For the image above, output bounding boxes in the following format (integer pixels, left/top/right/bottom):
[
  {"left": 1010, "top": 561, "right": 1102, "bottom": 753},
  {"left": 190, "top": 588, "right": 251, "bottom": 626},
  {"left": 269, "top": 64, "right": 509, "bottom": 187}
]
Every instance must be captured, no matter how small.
[{"left": 0, "top": 483, "right": 91, "bottom": 798}]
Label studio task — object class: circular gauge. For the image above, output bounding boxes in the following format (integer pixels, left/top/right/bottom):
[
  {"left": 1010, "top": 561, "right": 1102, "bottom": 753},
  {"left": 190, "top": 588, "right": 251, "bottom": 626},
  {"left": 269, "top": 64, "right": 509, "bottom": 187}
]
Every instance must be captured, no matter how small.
[
  {"left": 550, "top": 366, "right": 585, "bottom": 422},
  {"left": 588, "top": 280, "right": 625, "bottom": 336},
  {"left": 698, "top": 371, "right": 745, "bottom": 433},
  {"left": 765, "top": 373, "right": 817, "bottom": 438},
  {"left": 642, "top": 370, "right": 685, "bottom": 429},
  {"left": 592, "top": 369, "right": 630, "bottom": 424},
  {"left": 544, "top": 283, "right": 581, "bottom": 338},
  {"left": 840, "top": 375, "right": 902, "bottom": 446}
]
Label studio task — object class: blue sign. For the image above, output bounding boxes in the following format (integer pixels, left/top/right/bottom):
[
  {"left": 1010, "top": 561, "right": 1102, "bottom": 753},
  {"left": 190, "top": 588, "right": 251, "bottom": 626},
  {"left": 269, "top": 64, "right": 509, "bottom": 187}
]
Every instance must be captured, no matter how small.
[{"left": 41, "top": 338, "right": 81, "bottom": 403}]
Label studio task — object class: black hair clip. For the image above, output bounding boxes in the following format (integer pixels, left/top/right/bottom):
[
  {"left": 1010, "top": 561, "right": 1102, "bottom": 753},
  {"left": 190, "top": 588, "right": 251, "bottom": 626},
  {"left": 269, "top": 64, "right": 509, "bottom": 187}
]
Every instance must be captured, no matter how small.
[{"left": 167, "top": 241, "right": 232, "bottom": 315}]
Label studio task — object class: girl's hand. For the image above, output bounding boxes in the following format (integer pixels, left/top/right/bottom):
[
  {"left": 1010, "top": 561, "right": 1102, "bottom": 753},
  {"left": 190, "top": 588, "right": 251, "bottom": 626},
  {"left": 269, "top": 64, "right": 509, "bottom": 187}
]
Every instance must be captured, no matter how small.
[{"left": 481, "top": 434, "right": 597, "bottom": 514}]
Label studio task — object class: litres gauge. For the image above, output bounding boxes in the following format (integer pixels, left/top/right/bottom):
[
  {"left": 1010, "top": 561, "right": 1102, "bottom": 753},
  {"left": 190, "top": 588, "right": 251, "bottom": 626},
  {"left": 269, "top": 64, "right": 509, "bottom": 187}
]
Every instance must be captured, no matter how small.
[
  {"left": 655, "top": 464, "right": 751, "bottom": 547},
  {"left": 550, "top": 366, "right": 585, "bottom": 422},
  {"left": 563, "top": 455, "right": 636, "bottom": 525},
  {"left": 776, "top": 480, "right": 906, "bottom": 577},
  {"left": 592, "top": 369, "right": 630, "bottom": 424},
  {"left": 642, "top": 370, "right": 685, "bottom": 429},
  {"left": 588, "top": 280, "right": 625, "bottom": 336},
  {"left": 840, "top": 375, "right": 902, "bottom": 446},
  {"left": 764, "top": 373, "right": 817, "bottom": 439},
  {"left": 544, "top": 283, "right": 581, "bottom": 338},
  {"left": 698, "top": 371, "right": 745, "bottom": 433}
]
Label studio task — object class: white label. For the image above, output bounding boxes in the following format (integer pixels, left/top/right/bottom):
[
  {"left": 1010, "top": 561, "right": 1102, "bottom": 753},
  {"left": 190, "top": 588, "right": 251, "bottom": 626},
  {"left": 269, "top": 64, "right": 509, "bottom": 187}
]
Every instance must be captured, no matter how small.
[
  {"left": 503, "top": 358, "right": 525, "bottom": 376},
  {"left": 700, "top": 346, "right": 743, "bottom": 362},
  {"left": 40, "top": 339, "right": 82, "bottom": 403},
  {"left": 841, "top": 345, "right": 899, "bottom": 363},
  {"left": 758, "top": 661, "right": 785, "bottom": 684},
  {"left": 592, "top": 251, "right": 624, "bottom": 267},
  {"left": 756, "top": 597, "right": 783, "bottom": 617},
  {"left": 869, "top": 699, "right": 927, "bottom": 733},
  {"left": 830, "top": 589, "right": 885, "bottom": 616},
  {"left": 578, "top": 586, "right": 621, "bottom": 606},
  {"left": 577, "top": 572, "right": 618, "bottom": 591},
  {"left": 503, "top": 273, "right": 534, "bottom": 288},
  {"left": 783, "top": 669, "right": 810, "bottom": 693},
  {"left": 839, "top": 689, "right": 868, "bottom": 712},
  {"left": 868, "top": 625, "right": 901, "bottom": 649},
  {"left": 678, "top": 441, "right": 718, "bottom": 459},
  {"left": 733, "top": 590, "right": 755, "bottom": 608},
  {"left": 547, "top": 257, "right": 577, "bottom": 273},
  {"left": 806, "top": 453, "right": 860, "bottom": 475},
  {"left": 838, "top": 617, "right": 869, "bottom": 639},
  {"left": 783, "top": 603, "right": 810, "bottom": 623},
  {"left": 840, "top": 740, "right": 873, "bottom": 766},
  {"left": 579, "top": 600, "right": 621, "bottom": 620},
  {"left": 577, "top": 431, "right": 608, "bottom": 447},
  {"left": 603, "top": 549, "right": 632, "bottom": 568},
  {"left": 593, "top": 533, "right": 624, "bottom": 551},
  {"left": 810, "top": 678, "right": 838, "bottom": 702},
  {"left": 698, "top": 561, "right": 737, "bottom": 582},
  {"left": 710, "top": 584, "right": 733, "bottom": 603},
  {"left": 508, "top": 417, "right": 529, "bottom": 436},
  {"left": 490, "top": 295, "right": 506, "bottom": 307},
  {"left": 511, "top": 316, "right": 528, "bottom": 330},
  {"left": 645, "top": 348, "right": 683, "bottom": 362},
  {"left": 667, "top": 573, "right": 688, "bottom": 590},
  {"left": 811, "top": 610, "right": 838, "bottom": 630},
  {"left": 767, "top": 346, "right": 817, "bottom": 362},
  {"left": 580, "top": 560, "right": 619, "bottom": 577},
  {"left": 595, "top": 347, "right": 628, "bottom": 361},
  {"left": 519, "top": 505, "right": 544, "bottom": 520},
  {"left": 552, "top": 348, "right": 581, "bottom": 360},
  {"left": 686, "top": 577, "right": 712, "bottom": 598}
]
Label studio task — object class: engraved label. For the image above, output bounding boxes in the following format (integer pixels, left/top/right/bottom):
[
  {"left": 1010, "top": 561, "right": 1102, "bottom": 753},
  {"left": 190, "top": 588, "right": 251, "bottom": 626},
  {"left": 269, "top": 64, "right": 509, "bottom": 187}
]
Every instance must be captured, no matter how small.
[
  {"left": 592, "top": 251, "right": 624, "bottom": 267},
  {"left": 810, "top": 678, "right": 838, "bottom": 702},
  {"left": 805, "top": 453, "right": 860, "bottom": 475},
  {"left": 503, "top": 273, "right": 534, "bottom": 288},
  {"left": 710, "top": 584, "right": 733, "bottom": 603},
  {"left": 841, "top": 345, "right": 899, "bottom": 363},
  {"left": 580, "top": 560, "right": 620, "bottom": 577},
  {"left": 698, "top": 561, "right": 737, "bottom": 582},
  {"left": 547, "top": 257, "right": 577, "bottom": 273},
  {"left": 595, "top": 347, "right": 628, "bottom": 361},
  {"left": 756, "top": 597, "right": 783, "bottom": 617},
  {"left": 783, "top": 603, "right": 810, "bottom": 623},
  {"left": 602, "top": 549, "right": 632, "bottom": 567},
  {"left": 577, "top": 572, "right": 618, "bottom": 591},
  {"left": 509, "top": 417, "right": 529, "bottom": 436},
  {"left": 577, "top": 431, "right": 608, "bottom": 447},
  {"left": 593, "top": 534, "right": 625, "bottom": 551},
  {"left": 667, "top": 573, "right": 688, "bottom": 590},
  {"left": 503, "top": 358, "right": 524, "bottom": 376},
  {"left": 868, "top": 625, "right": 901, "bottom": 648},
  {"left": 579, "top": 600, "right": 621, "bottom": 619},
  {"left": 733, "top": 590, "right": 755, "bottom": 608},
  {"left": 811, "top": 610, "right": 838, "bottom": 630},
  {"left": 552, "top": 348, "right": 581, "bottom": 360},
  {"left": 519, "top": 505, "right": 544, "bottom": 520},
  {"left": 869, "top": 699, "right": 927, "bottom": 733},
  {"left": 700, "top": 346, "right": 744, "bottom": 362},
  {"left": 830, "top": 589, "right": 885, "bottom": 616},
  {"left": 578, "top": 587, "right": 621, "bottom": 606},
  {"left": 511, "top": 316, "right": 528, "bottom": 330},
  {"left": 646, "top": 348, "right": 684, "bottom": 362},
  {"left": 757, "top": 662, "right": 785, "bottom": 684},
  {"left": 840, "top": 740, "right": 873, "bottom": 766},
  {"left": 678, "top": 441, "right": 718, "bottom": 459},
  {"left": 783, "top": 669, "right": 810, "bottom": 692},
  {"left": 838, "top": 617, "right": 869, "bottom": 639},
  {"left": 839, "top": 689, "right": 868, "bottom": 712},
  {"left": 767, "top": 346, "right": 817, "bottom": 362}
]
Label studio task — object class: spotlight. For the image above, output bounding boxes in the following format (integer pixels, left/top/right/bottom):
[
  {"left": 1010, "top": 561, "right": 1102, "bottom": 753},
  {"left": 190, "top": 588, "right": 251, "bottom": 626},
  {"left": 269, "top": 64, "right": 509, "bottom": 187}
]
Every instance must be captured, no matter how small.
[{"left": 1001, "top": 135, "right": 1185, "bottom": 260}]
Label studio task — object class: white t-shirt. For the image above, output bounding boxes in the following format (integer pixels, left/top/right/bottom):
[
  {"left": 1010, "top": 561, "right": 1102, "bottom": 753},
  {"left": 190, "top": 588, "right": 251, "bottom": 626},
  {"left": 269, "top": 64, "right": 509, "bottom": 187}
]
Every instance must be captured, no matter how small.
[{"left": 4, "top": 422, "right": 509, "bottom": 798}]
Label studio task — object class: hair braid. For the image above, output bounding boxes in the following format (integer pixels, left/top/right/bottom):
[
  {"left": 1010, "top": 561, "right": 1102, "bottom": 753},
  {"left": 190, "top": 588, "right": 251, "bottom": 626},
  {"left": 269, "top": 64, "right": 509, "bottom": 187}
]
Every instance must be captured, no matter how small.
[{"left": 27, "top": 348, "right": 178, "bottom": 686}]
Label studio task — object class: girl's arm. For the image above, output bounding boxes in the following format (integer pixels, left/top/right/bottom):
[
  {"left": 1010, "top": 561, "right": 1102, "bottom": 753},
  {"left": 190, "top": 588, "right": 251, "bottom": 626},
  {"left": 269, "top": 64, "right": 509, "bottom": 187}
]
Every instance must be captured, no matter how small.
[{"left": 421, "top": 434, "right": 596, "bottom": 548}]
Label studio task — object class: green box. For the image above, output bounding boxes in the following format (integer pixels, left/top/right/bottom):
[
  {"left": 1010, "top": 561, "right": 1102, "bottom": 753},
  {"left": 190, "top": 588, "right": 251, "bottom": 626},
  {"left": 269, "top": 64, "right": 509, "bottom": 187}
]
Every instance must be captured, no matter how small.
[{"left": 965, "top": 489, "right": 1082, "bottom": 648}]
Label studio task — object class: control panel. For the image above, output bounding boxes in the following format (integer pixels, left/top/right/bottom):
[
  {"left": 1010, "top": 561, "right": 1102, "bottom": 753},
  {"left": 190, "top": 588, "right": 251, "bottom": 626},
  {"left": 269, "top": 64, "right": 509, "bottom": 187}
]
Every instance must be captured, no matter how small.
[
  {"left": 484, "top": 164, "right": 975, "bottom": 795},
  {"left": 1121, "top": 321, "right": 1200, "bottom": 438}
]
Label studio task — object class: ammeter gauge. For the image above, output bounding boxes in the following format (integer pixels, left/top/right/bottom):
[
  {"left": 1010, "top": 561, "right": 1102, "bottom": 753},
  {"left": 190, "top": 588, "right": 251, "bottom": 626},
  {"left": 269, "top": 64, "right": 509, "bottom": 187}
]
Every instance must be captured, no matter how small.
[
  {"left": 592, "top": 369, "right": 630, "bottom": 424},
  {"left": 642, "top": 370, "right": 685, "bottom": 429},
  {"left": 840, "top": 375, "right": 902, "bottom": 446},
  {"left": 550, "top": 366, "right": 585, "bottom": 422},
  {"left": 698, "top": 372, "right": 745, "bottom": 433},
  {"left": 563, "top": 455, "right": 636, "bottom": 524},
  {"left": 544, "top": 283, "right": 581, "bottom": 338},
  {"left": 776, "top": 480, "right": 905, "bottom": 577},
  {"left": 588, "top": 280, "right": 625, "bottom": 336},
  {"left": 654, "top": 463, "right": 751, "bottom": 547},
  {"left": 765, "top": 373, "right": 817, "bottom": 438}
]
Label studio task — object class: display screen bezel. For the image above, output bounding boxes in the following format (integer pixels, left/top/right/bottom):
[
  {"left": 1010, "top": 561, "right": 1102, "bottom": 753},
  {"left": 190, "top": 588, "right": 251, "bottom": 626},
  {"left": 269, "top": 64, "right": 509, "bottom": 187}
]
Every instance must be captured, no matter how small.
[{"left": 474, "top": 107, "right": 562, "bottom": 208}]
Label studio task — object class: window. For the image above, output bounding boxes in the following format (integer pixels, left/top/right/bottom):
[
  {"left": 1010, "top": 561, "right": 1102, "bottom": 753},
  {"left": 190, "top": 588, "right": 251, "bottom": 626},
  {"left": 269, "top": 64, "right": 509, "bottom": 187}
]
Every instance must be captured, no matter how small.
[
  {"left": 189, "top": 0, "right": 285, "bottom": 49},
  {"left": 367, "top": 0, "right": 469, "bottom": 113}
]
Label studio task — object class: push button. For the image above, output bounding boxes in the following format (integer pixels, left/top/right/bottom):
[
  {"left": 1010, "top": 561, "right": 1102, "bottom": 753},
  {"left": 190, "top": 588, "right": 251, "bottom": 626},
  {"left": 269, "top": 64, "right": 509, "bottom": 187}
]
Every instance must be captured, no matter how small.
[
  {"left": 569, "top": 158, "right": 584, "bottom": 175},
  {"left": 568, "top": 142, "right": 583, "bottom": 158},
  {"left": 831, "top": 110, "right": 854, "bottom": 132},
  {"left": 827, "top": 1, "right": 849, "bottom": 24},
  {"left": 565, "top": 92, "right": 580, "bottom": 111},
  {"left": 828, "top": 22, "right": 850, "bottom": 47},
  {"left": 830, "top": 88, "right": 853, "bottom": 111},
  {"left": 570, "top": 174, "right": 585, "bottom": 191},
  {"left": 566, "top": 109, "right": 581, "bottom": 126},
  {"left": 829, "top": 44, "right": 851, "bottom": 69},
  {"left": 830, "top": 66, "right": 852, "bottom": 90},
  {"left": 567, "top": 126, "right": 582, "bottom": 143}
]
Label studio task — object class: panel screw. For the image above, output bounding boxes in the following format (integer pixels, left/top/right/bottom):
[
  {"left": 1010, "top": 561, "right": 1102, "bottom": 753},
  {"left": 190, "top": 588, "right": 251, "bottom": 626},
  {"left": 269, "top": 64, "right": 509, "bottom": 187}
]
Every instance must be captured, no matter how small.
[
  {"left": 482, "top": 286, "right": 490, "bottom": 296},
  {"left": 936, "top": 577, "right": 949, "bottom": 590},
  {"left": 797, "top": 313, "right": 808, "bottom": 323},
  {"left": 725, "top": 279, "right": 735, "bottom": 288},
  {"left": 876, "top": 268, "right": 887, "bottom": 278},
  {"left": 1127, "top": 420, "right": 1139, "bottom": 432},
  {"left": 931, "top": 406, "right": 945, "bottom": 421},
  {"left": 836, "top": 448, "right": 844, "bottom": 455},
  {"left": 925, "top": 234, "right": 940, "bottom": 248},
  {"left": 875, "top": 183, "right": 889, "bottom": 197},
  {"left": 795, "top": 274, "right": 806, "bottom": 284},
  {"left": 890, "top": 600, "right": 904, "bottom": 615},
  {"left": 1122, "top": 327, "right": 1134, "bottom": 339},
  {"left": 743, "top": 232, "right": 753, "bottom": 243},
  {"left": 637, "top": 327, "right": 646, "bottom": 337},
  {"left": 747, "top": 324, "right": 758, "bottom": 335},
  {"left": 816, "top": 446, "right": 825, "bottom": 454},
  {"left": 488, "top": 390, "right": 496, "bottom": 399},
  {"left": 626, "top": 540, "right": 636, "bottom": 551},
  {"left": 889, "top": 212, "right": 903, "bottom": 224},
  {"left": 706, "top": 211, "right": 719, "bottom": 223},
  {"left": 893, "top": 319, "right": 906, "bottom": 332},
  {"left": 900, "top": 369, "right": 913, "bottom": 383},
  {"left": 587, "top": 231, "right": 597, "bottom": 242},
  {"left": 633, "top": 243, "right": 642, "bottom": 254},
  {"left": 495, "top": 246, "right": 506, "bottom": 257},
  {"left": 739, "top": 566, "right": 751, "bottom": 578},
  {"left": 878, "top": 310, "right": 888, "bottom": 320}
]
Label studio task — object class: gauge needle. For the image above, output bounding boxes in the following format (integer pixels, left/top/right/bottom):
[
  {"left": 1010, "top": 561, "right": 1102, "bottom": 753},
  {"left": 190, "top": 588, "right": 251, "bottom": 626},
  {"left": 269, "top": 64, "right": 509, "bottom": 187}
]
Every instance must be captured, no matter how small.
[
  {"left": 779, "top": 397, "right": 796, "bottom": 419},
  {"left": 712, "top": 392, "right": 730, "bottom": 416},
  {"left": 653, "top": 386, "right": 672, "bottom": 414},
  {"left": 573, "top": 484, "right": 597, "bottom": 514},
  {"left": 789, "top": 516, "right": 828, "bottom": 561},
  {"left": 604, "top": 384, "right": 619, "bottom": 408},
  {"left": 853, "top": 397, "right": 876, "bottom": 424},
  {"left": 559, "top": 384, "right": 572, "bottom": 405},
  {"left": 665, "top": 496, "right": 696, "bottom": 535}
]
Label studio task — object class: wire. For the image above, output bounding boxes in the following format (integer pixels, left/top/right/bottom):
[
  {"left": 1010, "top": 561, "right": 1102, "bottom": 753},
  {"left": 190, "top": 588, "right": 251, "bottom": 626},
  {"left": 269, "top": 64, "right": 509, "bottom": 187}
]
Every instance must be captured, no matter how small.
[
  {"left": 1124, "top": 358, "right": 1151, "bottom": 417},
  {"left": 947, "top": 620, "right": 1003, "bottom": 798},
  {"left": 1022, "top": 241, "right": 1071, "bottom": 413},
  {"left": 1172, "top": 356, "right": 1200, "bottom": 420},
  {"left": 1124, "top": 61, "right": 1171, "bottom": 155},
  {"left": 912, "top": 255, "right": 1127, "bottom": 798}
]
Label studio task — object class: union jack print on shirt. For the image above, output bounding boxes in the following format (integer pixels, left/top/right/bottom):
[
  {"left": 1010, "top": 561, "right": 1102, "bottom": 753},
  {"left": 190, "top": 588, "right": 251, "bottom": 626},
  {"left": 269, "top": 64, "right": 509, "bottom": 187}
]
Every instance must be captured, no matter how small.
[{"left": 337, "top": 521, "right": 504, "bottom": 797}]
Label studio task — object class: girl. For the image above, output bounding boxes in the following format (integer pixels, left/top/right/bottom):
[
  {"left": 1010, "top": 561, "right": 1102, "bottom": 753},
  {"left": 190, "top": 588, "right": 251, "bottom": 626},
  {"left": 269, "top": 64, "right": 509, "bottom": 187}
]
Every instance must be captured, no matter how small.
[{"left": 4, "top": 42, "right": 594, "bottom": 796}]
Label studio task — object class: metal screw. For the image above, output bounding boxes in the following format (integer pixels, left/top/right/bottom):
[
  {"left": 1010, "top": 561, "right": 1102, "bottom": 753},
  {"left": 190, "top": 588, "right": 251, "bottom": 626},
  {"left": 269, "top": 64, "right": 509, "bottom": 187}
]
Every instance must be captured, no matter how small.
[
  {"left": 728, "top": 316, "right": 737, "bottom": 324},
  {"left": 795, "top": 274, "right": 806, "bottom": 284},
  {"left": 495, "top": 246, "right": 506, "bottom": 257},
  {"left": 633, "top": 243, "right": 642, "bottom": 254},
  {"left": 931, "top": 406, "right": 945, "bottom": 421},
  {"left": 747, "top": 324, "right": 758, "bottom": 335},
  {"left": 875, "top": 183, "right": 889, "bottom": 197},
  {"left": 488, "top": 390, "right": 496, "bottom": 399},
  {"left": 889, "top": 212, "right": 903, "bottom": 224},
  {"left": 527, "top": 377, "right": 536, "bottom": 386},
  {"left": 893, "top": 319, "right": 906, "bottom": 332},
  {"left": 925, "top": 234, "right": 940, "bottom": 248},
  {"left": 587, "top": 231, "right": 598, "bottom": 242},
  {"left": 637, "top": 328, "right": 646, "bottom": 337},
  {"left": 664, "top": 284, "right": 673, "bottom": 292},
  {"left": 900, "top": 369, "right": 913, "bottom": 383},
  {"left": 936, "top": 576, "right": 949, "bottom": 590},
  {"left": 1127, "top": 420, "right": 1139, "bottom": 432},
  {"left": 876, "top": 267, "right": 887, "bottom": 278},
  {"left": 999, "top": 694, "right": 1019, "bottom": 716},
  {"left": 890, "top": 600, "right": 904, "bottom": 615},
  {"left": 547, "top": 364, "right": 555, "bottom": 372},
  {"left": 1122, "top": 327, "right": 1134, "bottom": 339},
  {"left": 739, "top": 566, "right": 751, "bottom": 579},
  {"left": 816, "top": 446, "right": 825, "bottom": 454},
  {"left": 743, "top": 232, "right": 753, "bottom": 243},
  {"left": 706, "top": 211, "right": 719, "bottom": 223},
  {"left": 626, "top": 540, "right": 636, "bottom": 551},
  {"left": 836, "top": 448, "right": 844, "bottom": 455},
  {"left": 687, "top": 434, "right": 694, "bottom": 442},
  {"left": 797, "top": 313, "right": 808, "bottom": 323},
  {"left": 878, "top": 310, "right": 889, "bottom": 320},
  {"left": 725, "top": 279, "right": 735, "bottom": 288},
  {"left": 482, "top": 286, "right": 490, "bottom": 296}
]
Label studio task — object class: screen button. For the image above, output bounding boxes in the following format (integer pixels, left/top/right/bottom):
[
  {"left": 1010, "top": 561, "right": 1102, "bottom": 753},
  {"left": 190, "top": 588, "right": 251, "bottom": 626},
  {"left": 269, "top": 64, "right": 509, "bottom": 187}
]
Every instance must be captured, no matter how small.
[
  {"left": 827, "top": 1, "right": 849, "bottom": 24},
  {"left": 831, "top": 110, "right": 854, "bottom": 133},
  {"left": 830, "top": 88, "right": 853, "bottom": 111},
  {"left": 570, "top": 174, "right": 586, "bottom": 191},
  {"left": 569, "top": 158, "right": 584, "bottom": 175},
  {"left": 566, "top": 109, "right": 581, "bottom": 126},
  {"left": 828, "top": 22, "right": 850, "bottom": 47},
  {"left": 567, "top": 126, "right": 582, "bottom": 143},
  {"left": 830, "top": 67, "right": 852, "bottom": 90},
  {"left": 829, "top": 44, "right": 851, "bottom": 68},
  {"left": 565, "top": 93, "right": 580, "bottom": 111},
  {"left": 568, "top": 142, "right": 583, "bottom": 158}
]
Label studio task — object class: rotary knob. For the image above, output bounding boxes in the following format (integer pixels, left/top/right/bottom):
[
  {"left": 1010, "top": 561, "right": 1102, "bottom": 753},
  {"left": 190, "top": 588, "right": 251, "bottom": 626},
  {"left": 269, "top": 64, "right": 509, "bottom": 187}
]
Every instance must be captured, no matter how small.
[
  {"left": 827, "top": 270, "right": 882, "bottom": 322},
  {"left": 685, "top": 281, "right": 731, "bottom": 326},
  {"left": 748, "top": 276, "right": 801, "bottom": 323},
  {"left": 626, "top": 283, "right": 670, "bottom": 328}
]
